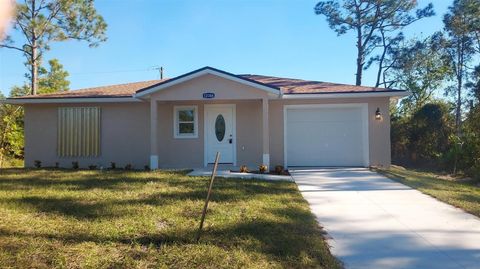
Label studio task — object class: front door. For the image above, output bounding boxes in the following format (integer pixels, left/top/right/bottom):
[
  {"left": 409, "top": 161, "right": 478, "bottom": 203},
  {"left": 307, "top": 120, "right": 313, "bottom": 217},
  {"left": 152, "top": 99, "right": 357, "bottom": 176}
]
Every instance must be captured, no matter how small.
[{"left": 205, "top": 104, "right": 235, "bottom": 165}]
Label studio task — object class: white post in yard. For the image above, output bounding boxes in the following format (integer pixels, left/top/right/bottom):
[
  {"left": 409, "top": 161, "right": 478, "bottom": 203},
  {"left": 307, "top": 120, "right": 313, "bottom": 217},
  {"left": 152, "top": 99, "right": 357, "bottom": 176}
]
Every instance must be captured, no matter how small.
[
  {"left": 150, "top": 99, "right": 159, "bottom": 170},
  {"left": 262, "top": 98, "right": 270, "bottom": 168}
]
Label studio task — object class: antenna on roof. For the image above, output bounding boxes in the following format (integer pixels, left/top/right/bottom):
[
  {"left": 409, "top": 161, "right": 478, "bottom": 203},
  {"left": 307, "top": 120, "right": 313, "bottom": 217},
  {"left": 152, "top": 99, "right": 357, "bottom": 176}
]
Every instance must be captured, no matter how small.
[{"left": 152, "top": 66, "right": 164, "bottom": 80}]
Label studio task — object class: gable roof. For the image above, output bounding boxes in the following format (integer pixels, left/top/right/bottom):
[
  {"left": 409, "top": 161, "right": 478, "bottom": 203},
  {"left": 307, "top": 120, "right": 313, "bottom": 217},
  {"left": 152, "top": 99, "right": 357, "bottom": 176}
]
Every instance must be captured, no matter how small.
[
  {"left": 134, "top": 66, "right": 280, "bottom": 98},
  {"left": 7, "top": 66, "right": 407, "bottom": 101}
]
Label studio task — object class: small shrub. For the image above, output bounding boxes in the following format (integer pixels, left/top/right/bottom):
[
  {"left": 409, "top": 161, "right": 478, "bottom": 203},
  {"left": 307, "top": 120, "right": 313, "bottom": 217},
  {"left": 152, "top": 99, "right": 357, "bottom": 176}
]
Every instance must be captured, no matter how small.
[
  {"left": 72, "top": 161, "right": 79, "bottom": 169},
  {"left": 124, "top": 164, "right": 133, "bottom": 170},
  {"left": 88, "top": 165, "right": 97, "bottom": 170},
  {"left": 54, "top": 162, "right": 59, "bottom": 169},
  {"left": 239, "top": 165, "right": 249, "bottom": 173},
  {"left": 34, "top": 160, "right": 41, "bottom": 168},
  {"left": 110, "top": 162, "right": 116, "bottom": 169},
  {"left": 259, "top": 164, "right": 268, "bottom": 174},
  {"left": 144, "top": 165, "right": 150, "bottom": 171},
  {"left": 274, "top": 165, "right": 284, "bottom": 175}
]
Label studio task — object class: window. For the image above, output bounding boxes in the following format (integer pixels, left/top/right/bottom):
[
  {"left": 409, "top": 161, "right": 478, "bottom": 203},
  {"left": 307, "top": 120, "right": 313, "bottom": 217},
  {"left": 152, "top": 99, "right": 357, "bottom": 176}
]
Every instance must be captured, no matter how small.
[
  {"left": 215, "top": 114, "right": 225, "bottom": 142},
  {"left": 174, "top": 106, "right": 198, "bottom": 138},
  {"left": 58, "top": 107, "right": 101, "bottom": 157}
]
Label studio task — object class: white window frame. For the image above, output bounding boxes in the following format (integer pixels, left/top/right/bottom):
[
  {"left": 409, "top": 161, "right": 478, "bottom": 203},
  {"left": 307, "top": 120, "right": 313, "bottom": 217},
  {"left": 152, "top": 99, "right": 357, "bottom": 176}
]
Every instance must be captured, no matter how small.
[{"left": 174, "top": 105, "right": 198, "bottom": 139}]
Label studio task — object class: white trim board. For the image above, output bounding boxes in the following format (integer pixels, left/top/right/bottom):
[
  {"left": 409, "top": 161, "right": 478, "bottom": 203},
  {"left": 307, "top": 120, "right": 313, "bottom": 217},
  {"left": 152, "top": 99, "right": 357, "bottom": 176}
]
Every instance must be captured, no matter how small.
[
  {"left": 3, "top": 91, "right": 408, "bottom": 105},
  {"left": 283, "top": 103, "right": 370, "bottom": 168},
  {"left": 2, "top": 97, "right": 142, "bottom": 104},
  {"left": 282, "top": 91, "right": 409, "bottom": 99}
]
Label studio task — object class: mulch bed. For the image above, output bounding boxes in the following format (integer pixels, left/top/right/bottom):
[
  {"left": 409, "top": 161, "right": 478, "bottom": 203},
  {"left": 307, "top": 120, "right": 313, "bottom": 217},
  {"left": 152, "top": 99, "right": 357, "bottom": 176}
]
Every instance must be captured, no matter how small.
[{"left": 230, "top": 170, "right": 291, "bottom": 176}]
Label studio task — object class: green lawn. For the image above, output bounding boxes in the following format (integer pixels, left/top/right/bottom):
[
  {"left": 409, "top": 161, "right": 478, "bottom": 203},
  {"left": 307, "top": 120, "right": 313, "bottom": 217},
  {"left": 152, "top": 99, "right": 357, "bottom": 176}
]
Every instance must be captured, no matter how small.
[
  {"left": 0, "top": 169, "right": 340, "bottom": 269},
  {"left": 376, "top": 166, "right": 480, "bottom": 218}
]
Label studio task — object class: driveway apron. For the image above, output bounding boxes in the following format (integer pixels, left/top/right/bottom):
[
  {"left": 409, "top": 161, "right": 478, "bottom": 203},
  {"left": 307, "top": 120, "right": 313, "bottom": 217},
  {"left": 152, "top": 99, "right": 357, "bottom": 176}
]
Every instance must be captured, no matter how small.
[{"left": 291, "top": 168, "right": 480, "bottom": 269}]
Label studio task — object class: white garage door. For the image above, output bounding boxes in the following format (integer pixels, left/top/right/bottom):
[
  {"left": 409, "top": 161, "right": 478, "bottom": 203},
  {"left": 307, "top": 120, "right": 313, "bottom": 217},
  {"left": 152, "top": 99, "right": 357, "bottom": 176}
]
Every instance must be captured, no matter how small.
[{"left": 285, "top": 105, "right": 369, "bottom": 167}]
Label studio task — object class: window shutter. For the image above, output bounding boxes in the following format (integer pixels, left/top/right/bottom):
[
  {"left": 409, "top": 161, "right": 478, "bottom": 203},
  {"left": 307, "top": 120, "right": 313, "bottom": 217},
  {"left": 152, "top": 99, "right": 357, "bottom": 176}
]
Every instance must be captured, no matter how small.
[{"left": 57, "top": 107, "right": 101, "bottom": 157}]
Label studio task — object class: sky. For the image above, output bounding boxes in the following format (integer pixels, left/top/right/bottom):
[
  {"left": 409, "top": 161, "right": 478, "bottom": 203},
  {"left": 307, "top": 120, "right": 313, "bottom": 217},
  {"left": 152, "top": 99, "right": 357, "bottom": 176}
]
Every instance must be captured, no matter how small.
[{"left": 0, "top": 0, "right": 451, "bottom": 96}]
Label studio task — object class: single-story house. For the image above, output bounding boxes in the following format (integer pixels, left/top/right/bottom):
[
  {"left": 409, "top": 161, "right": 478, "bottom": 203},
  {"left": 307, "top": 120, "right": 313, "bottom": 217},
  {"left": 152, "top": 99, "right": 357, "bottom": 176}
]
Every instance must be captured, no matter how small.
[{"left": 5, "top": 66, "right": 408, "bottom": 169}]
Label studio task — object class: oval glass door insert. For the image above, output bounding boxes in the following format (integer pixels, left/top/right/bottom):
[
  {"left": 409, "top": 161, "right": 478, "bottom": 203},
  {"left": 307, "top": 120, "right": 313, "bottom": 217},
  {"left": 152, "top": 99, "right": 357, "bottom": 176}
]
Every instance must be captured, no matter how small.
[{"left": 215, "top": 114, "right": 226, "bottom": 142}]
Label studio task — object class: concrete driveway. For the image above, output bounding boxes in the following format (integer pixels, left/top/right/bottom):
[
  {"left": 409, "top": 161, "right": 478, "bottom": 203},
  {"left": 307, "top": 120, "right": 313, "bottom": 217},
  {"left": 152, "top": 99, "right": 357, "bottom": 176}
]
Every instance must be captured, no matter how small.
[{"left": 291, "top": 168, "right": 480, "bottom": 269}]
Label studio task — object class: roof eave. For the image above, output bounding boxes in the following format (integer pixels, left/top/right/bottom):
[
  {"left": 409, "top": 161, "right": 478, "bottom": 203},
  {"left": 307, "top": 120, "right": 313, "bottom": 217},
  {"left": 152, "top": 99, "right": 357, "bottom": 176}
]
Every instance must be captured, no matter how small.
[
  {"left": 281, "top": 91, "right": 409, "bottom": 99},
  {"left": 2, "top": 96, "right": 142, "bottom": 104},
  {"left": 134, "top": 66, "right": 280, "bottom": 98}
]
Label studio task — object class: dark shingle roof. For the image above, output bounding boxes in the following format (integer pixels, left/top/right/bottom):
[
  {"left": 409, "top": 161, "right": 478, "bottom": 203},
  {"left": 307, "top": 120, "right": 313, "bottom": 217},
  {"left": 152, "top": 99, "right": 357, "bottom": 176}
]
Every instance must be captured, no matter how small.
[
  {"left": 240, "top": 74, "right": 395, "bottom": 94},
  {"left": 11, "top": 71, "right": 403, "bottom": 99},
  {"left": 13, "top": 79, "right": 165, "bottom": 99}
]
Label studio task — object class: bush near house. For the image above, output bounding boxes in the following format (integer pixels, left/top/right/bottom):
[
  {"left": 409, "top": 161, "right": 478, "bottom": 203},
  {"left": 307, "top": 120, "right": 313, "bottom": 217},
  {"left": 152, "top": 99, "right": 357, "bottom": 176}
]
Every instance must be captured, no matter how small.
[
  {"left": 0, "top": 169, "right": 340, "bottom": 269},
  {"left": 391, "top": 101, "right": 480, "bottom": 179}
]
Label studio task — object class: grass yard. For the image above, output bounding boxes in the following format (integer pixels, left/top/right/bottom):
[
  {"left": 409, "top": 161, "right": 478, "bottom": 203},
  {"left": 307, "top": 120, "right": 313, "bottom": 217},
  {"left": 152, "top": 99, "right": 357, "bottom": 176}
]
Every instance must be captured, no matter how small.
[
  {"left": 376, "top": 166, "right": 480, "bottom": 218},
  {"left": 0, "top": 169, "right": 340, "bottom": 269}
]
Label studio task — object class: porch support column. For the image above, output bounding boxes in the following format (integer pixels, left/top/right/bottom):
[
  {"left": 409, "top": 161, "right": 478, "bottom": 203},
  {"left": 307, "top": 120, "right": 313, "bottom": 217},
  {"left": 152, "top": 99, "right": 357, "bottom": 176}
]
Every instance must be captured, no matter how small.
[
  {"left": 150, "top": 99, "right": 159, "bottom": 170},
  {"left": 262, "top": 98, "right": 270, "bottom": 168}
]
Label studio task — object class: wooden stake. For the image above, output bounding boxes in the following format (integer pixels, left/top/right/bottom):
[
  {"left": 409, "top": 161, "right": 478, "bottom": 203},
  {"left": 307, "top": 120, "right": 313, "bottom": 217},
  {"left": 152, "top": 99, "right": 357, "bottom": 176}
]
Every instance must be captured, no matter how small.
[{"left": 196, "top": 152, "right": 220, "bottom": 243}]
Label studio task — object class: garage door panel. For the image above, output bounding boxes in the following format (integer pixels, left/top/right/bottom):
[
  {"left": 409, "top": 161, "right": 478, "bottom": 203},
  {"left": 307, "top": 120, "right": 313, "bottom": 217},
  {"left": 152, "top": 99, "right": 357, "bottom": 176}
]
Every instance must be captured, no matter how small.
[
  {"left": 287, "top": 107, "right": 362, "bottom": 122},
  {"left": 286, "top": 106, "right": 367, "bottom": 167}
]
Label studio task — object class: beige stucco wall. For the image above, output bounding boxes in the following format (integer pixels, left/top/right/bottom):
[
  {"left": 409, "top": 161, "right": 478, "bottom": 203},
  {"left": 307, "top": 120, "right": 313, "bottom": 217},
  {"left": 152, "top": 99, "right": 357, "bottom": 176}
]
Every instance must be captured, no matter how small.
[
  {"left": 24, "top": 103, "right": 151, "bottom": 168},
  {"left": 22, "top": 74, "right": 391, "bottom": 169},
  {"left": 156, "top": 100, "right": 262, "bottom": 168},
  {"left": 149, "top": 73, "right": 267, "bottom": 168},
  {"left": 150, "top": 73, "right": 270, "bottom": 101}
]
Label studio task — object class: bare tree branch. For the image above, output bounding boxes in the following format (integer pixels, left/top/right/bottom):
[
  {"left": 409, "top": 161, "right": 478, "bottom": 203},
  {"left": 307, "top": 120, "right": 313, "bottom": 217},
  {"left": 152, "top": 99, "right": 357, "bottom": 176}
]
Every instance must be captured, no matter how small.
[
  {"left": 36, "top": 1, "right": 62, "bottom": 39},
  {"left": 0, "top": 44, "right": 28, "bottom": 54}
]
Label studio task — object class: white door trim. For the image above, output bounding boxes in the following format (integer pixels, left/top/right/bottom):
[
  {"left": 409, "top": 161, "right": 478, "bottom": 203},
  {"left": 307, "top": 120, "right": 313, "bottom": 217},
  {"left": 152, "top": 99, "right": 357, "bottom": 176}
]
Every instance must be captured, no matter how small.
[
  {"left": 204, "top": 104, "right": 237, "bottom": 167},
  {"left": 283, "top": 103, "right": 370, "bottom": 168}
]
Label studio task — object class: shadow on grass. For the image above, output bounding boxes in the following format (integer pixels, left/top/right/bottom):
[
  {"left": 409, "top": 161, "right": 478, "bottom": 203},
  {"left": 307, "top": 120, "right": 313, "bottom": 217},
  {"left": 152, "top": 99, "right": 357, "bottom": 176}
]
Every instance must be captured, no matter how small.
[
  {"left": 0, "top": 169, "right": 339, "bottom": 267},
  {"left": 0, "top": 169, "right": 294, "bottom": 193},
  {"left": 0, "top": 196, "right": 134, "bottom": 219},
  {"left": 0, "top": 205, "right": 338, "bottom": 268},
  {"left": 0, "top": 185, "right": 295, "bottom": 220},
  {"left": 0, "top": 169, "right": 182, "bottom": 190},
  {"left": 0, "top": 169, "right": 296, "bottom": 220}
]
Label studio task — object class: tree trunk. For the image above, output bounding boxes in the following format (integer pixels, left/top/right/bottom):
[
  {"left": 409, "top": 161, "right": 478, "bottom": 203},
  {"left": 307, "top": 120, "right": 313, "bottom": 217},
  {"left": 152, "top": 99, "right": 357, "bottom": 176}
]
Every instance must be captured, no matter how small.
[
  {"left": 30, "top": 0, "right": 38, "bottom": 96},
  {"left": 356, "top": 28, "right": 363, "bottom": 86},
  {"left": 375, "top": 31, "right": 388, "bottom": 88},
  {"left": 356, "top": 54, "right": 363, "bottom": 86},
  {"left": 30, "top": 45, "right": 38, "bottom": 95},
  {"left": 0, "top": 120, "right": 10, "bottom": 169},
  {"left": 456, "top": 75, "right": 462, "bottom": 136},
  {"left": 375, "top": 49, "right": 386, "bottom": 88},
  {"left": 455, "top": 38, "right": 464, "bottom": 137}
]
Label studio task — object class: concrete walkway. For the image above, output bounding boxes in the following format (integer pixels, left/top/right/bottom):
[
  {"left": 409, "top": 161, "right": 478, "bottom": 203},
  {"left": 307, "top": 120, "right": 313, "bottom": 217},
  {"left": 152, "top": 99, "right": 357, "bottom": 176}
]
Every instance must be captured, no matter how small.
[
  {"left": 188, "top": 165, "right": 293, "bottom": 181},
  {"left": 291, "top": 168, "right": 480, "bottom": 269}
]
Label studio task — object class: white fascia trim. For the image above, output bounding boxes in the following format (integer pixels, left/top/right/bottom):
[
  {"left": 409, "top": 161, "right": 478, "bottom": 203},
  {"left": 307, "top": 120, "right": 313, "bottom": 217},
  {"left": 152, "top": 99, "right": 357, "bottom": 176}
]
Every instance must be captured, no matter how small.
[
  {"left": 281, "top": 91, "right": 409, "bottom": 99},
  {"left": 3, "top": 97, "right": 141, "bottom": 104},
  {"left": 134, "top": 68, "right": 279, "bottom": 98}
]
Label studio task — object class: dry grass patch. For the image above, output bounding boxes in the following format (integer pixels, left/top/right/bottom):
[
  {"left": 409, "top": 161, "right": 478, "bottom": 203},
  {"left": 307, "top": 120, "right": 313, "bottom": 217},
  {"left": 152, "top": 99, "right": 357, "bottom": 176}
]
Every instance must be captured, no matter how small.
[{"left": 0, "top": 169, "right": 340, "bottom": 269}]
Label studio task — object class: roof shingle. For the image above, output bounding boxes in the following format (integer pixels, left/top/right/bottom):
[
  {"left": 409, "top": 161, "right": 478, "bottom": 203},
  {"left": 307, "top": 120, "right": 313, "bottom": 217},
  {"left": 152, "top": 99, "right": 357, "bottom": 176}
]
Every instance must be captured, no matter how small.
[
  {"left": 11, "top": 72, "right": 402, "bottom": 99},
  {"left": 15, "top": 79, "right": 165, "bottom": 99},
  {"left": 240, "top": 74, "right": 395, "bottom": 94}
]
